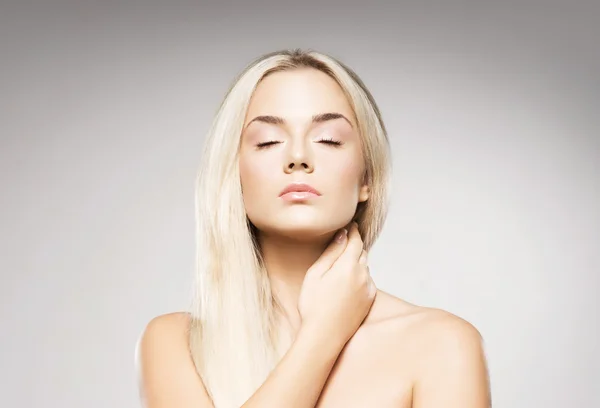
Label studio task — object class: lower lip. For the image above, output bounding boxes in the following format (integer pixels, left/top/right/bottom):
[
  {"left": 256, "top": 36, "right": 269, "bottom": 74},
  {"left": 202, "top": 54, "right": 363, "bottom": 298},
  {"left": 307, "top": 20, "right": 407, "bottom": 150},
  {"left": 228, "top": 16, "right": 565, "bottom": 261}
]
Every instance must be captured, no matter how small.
[{"left": 280, "top": 191, "right": 320, "bottom": 201}]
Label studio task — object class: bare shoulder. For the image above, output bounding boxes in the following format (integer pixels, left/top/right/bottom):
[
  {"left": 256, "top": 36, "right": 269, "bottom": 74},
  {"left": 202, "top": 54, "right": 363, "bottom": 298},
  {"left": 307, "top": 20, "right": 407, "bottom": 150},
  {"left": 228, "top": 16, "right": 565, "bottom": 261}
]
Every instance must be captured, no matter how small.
[
  {"left": 404, "top": 303, "right": 488, "bottom": 374},
  {"left": 135, "top": 312, "right": 192, "bottom": 364},
  {"left": 139, "top": 311, "right": 192, "bottom": 336},
  {"left": 366, "top": 290, "right": 491, "bottom": 407},
  {"left": 135, "top": 312, "right": 213, "bottom": 408},
  {"left": 366, "top": 289, "right": 485, "bottom": 343}
]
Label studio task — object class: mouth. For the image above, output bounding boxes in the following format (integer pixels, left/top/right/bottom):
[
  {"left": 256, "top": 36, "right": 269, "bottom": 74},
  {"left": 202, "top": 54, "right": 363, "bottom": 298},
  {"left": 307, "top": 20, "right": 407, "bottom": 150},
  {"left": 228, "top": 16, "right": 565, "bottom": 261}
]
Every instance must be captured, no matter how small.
[
  {"left": 279, "top": 191, "right": 320, "bottom": 201},
  {"left": 279, "top": 182, "right": 322, "bottom": 201}
]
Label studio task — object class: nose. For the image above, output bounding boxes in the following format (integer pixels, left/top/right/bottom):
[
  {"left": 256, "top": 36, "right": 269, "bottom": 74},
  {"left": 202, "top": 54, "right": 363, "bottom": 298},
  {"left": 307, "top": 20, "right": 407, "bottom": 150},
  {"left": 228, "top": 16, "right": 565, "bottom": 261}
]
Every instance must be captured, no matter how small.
[{"left": 283, "top": 138, "right": 314, "bottom": 174}]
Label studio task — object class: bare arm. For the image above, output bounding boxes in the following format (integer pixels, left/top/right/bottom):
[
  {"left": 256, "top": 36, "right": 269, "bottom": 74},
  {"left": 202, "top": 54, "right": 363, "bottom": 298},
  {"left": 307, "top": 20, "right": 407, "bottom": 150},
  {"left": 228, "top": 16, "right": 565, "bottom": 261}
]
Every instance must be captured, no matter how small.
[
  {"left": 241, "top": 325, "right": 346, "bottom": 407},
  {"left": 135, "top": 313, "right": 214, "bottom": 408},
  {"left": 135, "top": 313, "right": 347, "bottom": 408},
  {"left": 136, "top": 223, "right": 372, "bottom": 407},
  {"left": 412, "top": 314, "right": 492, "bottom": 408}
]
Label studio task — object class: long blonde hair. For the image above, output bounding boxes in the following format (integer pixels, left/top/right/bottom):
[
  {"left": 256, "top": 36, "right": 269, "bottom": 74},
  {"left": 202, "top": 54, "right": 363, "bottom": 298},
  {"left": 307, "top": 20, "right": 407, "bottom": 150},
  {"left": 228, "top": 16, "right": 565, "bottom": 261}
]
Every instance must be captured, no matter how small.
[{"left": 188, "top": 48, "right": 392, "bottom": 407}]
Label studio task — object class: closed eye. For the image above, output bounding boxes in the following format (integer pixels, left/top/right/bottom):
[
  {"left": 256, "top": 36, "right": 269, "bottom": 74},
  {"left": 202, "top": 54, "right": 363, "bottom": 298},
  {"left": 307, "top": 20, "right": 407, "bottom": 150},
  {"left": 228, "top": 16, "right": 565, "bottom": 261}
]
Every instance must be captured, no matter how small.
[
  {"left": 255, "top": 138, "right": 343, "bottom": 149},
  {"left": 256, "top": 140, "right": 280, "bottom": 149},
  {"left": 318, "top": 137, "right": 343, "bottom": 146}
]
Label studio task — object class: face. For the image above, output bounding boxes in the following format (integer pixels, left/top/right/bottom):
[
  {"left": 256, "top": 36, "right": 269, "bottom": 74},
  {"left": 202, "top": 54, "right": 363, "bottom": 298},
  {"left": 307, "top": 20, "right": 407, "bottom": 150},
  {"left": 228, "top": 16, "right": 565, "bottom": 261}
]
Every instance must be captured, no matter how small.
[{"left": 239, "top": 68, "right": 369, "bottom": 240}]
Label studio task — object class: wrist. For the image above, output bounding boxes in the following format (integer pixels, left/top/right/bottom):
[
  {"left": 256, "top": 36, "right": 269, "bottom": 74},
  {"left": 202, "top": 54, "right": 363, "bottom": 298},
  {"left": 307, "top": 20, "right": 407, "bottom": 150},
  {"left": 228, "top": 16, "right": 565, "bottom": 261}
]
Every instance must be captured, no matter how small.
[{"left": 296, "top": 322, "right": 348, "bottom": 354}]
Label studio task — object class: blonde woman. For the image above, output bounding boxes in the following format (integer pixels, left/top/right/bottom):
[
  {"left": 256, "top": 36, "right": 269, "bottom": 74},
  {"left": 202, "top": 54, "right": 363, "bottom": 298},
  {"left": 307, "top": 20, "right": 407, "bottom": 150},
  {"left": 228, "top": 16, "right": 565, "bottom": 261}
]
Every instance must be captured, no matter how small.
[{"left": 135, "top": 48, "right": 491, "bottom": 408}]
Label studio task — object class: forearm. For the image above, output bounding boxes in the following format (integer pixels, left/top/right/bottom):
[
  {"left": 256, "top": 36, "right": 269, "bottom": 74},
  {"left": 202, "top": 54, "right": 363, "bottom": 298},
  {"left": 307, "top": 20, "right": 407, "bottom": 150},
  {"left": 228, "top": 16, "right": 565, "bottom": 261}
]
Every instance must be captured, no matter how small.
[{"left": 241, "top": 327, "right": 345, "bottom": 408}]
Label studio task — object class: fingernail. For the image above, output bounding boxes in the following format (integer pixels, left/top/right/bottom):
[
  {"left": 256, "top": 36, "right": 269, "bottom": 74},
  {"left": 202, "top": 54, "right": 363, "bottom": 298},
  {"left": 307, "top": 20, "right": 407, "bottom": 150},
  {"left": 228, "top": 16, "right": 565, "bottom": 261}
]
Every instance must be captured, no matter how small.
[{"left": 336, "top": 228, "right": 348, "bottom": 243}]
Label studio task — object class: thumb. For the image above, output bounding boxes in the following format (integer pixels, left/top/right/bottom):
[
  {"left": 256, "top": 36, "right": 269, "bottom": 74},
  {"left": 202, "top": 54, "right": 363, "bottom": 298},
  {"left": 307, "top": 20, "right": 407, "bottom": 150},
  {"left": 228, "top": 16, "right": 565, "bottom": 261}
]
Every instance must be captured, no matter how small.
[{"left": 307, "top": 228, "right": 348, "bottom": 276}]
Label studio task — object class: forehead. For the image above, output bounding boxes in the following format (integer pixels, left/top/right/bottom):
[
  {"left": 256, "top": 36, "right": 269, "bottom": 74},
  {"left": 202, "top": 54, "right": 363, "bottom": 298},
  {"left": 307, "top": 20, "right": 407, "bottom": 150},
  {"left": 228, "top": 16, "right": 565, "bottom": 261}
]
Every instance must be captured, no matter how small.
[{"left": 244, "top": 68, "right": 356, "bottom": 127}]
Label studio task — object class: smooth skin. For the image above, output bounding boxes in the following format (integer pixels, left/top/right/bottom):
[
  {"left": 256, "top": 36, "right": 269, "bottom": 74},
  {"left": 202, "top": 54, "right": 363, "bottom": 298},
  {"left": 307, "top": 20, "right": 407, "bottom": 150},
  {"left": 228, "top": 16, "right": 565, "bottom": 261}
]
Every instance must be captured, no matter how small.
[
  {"left": 136, "top": 68, "right": 491, "bottom": 407},
  {"left": 238, "top": 67, "right": 373, "bottom": 337},
  {"left": 136, "top": 225, "right": 491, "bottom": 407}
]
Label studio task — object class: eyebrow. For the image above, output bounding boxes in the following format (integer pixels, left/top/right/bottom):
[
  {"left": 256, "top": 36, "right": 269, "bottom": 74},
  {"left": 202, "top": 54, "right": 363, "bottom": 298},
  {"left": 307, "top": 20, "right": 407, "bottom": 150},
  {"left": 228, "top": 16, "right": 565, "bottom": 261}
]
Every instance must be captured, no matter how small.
[{"left": 244, "top": 112, "right": 354, "bottom": 130}]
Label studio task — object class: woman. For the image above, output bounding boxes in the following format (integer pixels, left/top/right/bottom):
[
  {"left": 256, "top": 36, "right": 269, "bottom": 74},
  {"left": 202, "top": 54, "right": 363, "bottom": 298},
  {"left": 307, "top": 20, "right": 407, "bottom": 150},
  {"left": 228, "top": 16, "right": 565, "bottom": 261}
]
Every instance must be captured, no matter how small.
[{"left": 136, "top": 48, "right": 491, "bottom": 407}]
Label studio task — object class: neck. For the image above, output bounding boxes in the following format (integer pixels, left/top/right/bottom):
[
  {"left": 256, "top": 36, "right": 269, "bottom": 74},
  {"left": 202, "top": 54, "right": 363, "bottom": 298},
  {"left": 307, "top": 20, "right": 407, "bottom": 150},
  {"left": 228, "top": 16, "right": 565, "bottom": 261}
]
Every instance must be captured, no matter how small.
[{"left": 258, "top": 229, "right": 334, "bottom": 334}]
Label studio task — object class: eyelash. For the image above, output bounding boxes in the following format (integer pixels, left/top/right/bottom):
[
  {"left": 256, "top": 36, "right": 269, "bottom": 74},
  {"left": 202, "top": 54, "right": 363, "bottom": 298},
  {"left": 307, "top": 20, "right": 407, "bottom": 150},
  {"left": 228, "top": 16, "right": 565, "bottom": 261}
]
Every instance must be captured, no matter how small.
[{"left": 256, "top": 138, "right": 343, "bottom": 149}]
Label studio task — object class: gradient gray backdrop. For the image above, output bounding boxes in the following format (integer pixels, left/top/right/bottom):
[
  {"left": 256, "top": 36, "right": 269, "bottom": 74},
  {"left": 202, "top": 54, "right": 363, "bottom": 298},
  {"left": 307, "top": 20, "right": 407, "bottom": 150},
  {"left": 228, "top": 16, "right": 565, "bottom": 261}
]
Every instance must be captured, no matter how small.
[{"left": 1, "top": 1, "right": 598, "bottom": 407}]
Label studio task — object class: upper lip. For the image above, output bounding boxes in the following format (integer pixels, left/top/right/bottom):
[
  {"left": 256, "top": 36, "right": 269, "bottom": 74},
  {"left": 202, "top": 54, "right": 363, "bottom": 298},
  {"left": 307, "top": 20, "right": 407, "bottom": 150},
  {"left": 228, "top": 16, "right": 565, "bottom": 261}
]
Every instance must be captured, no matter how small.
[{"left": 279, "top": 182, "right": 321, "bottom": 197}]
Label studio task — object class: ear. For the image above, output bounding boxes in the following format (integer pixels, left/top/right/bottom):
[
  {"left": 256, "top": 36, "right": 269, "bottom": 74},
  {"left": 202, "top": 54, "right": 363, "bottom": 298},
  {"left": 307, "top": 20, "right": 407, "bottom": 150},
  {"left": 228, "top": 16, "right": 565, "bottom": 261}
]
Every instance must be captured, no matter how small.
[{"left": 358, "top": 184, "right": 370, "bottom": 203}]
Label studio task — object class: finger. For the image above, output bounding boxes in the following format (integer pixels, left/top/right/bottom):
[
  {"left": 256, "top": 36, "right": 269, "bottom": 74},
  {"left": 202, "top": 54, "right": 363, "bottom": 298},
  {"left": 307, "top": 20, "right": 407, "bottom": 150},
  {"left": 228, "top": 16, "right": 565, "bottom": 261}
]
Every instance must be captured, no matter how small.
[
  {"left": 364, "top": 264, "right": 370, "bottom": 277},
  {"left": 368, "top": 277, "right": 377, "bottom": 297},
  {"left": 359, "top": 249, "right": 371, "bottom": 277},
  {"left": 336, "top": 222, "right": 364, "bottom": 265},
  {"left": 358, "top": 249, "right": 368, "bottom": 265},
  {"left": 309, "top": 227, "right": 348, "bottom": 274}
]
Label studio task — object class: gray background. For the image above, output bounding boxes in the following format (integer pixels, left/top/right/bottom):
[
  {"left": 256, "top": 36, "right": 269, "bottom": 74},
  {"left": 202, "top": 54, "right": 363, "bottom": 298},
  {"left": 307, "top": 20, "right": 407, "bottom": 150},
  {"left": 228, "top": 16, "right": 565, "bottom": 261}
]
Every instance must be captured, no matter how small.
[{"left": 1, "top": 0, "right": 598, "bottom": 406}]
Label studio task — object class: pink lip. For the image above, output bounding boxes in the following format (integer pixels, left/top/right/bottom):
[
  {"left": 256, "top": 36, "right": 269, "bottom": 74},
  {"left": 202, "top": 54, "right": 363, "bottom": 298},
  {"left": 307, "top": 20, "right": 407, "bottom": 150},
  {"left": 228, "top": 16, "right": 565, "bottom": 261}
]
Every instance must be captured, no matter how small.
[
  {"left": 280, "top": 191, "right": 320, "bottom": 201},
  {"left": 279, "top": 182, "right": 321, "bottom": 198}
]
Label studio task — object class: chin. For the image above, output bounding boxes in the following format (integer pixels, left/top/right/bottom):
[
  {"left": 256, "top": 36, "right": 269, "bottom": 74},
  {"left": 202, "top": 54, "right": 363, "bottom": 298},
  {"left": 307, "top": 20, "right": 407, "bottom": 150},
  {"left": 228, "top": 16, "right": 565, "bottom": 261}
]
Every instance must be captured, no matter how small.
[{"left": 250, "top": 216, "right": 345, "bottom": 241}]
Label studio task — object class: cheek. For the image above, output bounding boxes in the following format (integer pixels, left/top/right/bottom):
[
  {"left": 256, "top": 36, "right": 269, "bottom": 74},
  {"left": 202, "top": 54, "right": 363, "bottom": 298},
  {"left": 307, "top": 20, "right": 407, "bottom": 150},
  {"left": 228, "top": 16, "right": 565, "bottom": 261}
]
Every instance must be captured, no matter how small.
[
  {"left": 239, "top": 154, "right": 276, "bottom": 194},
  {"left": 321, "top": 153, "right": 365, "bottom": 189},
  {"left": 239, "top": 154, "right": 281, "bottom": 224}
]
